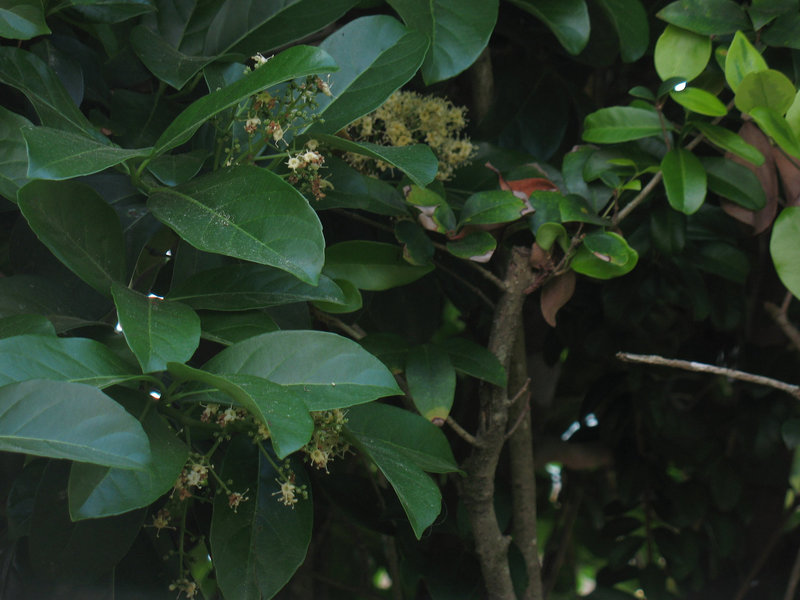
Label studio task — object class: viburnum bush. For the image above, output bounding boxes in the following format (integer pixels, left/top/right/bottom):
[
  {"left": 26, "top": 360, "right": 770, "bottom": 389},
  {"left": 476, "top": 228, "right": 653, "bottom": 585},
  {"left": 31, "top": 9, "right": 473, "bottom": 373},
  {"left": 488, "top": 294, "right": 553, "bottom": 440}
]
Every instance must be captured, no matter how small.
[{"left": 4, "top": 1, "right": 800, "bottom": 599}]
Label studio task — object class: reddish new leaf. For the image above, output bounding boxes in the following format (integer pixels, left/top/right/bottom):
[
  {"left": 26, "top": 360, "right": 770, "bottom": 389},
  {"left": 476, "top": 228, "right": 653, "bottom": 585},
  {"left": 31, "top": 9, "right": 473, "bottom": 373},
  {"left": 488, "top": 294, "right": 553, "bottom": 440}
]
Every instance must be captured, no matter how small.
[
  {"left": 773, "top": 146, "right": 800, "bottom": 206},
  {"left": 541, "top": 270, "right": 576, "bottom": 327}
]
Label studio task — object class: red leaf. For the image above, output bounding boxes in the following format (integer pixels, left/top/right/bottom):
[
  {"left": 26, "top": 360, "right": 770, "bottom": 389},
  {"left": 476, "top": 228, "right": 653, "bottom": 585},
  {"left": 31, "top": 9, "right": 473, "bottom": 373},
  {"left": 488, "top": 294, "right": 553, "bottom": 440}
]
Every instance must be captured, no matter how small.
[
  {"left": 541, "top": 271, "right": 576, "bottom": 328},
  {"left": 485, "top": 162, "right": 558, "bottom": 200}
]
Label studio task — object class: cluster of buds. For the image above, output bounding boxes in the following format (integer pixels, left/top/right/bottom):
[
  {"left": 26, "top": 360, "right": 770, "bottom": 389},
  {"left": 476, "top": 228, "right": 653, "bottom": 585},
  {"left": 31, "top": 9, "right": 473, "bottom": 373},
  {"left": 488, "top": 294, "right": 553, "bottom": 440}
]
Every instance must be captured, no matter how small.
[
  {"left": 149, "top": 508, "right": 174, "bottom": 537},
  {"left": 302, "top": 409, "right": 350, "bottom": 472},
  {"left": 286, "top": 139, "right": 333, "bottom": 201},
  {"left": 227, "top": 489, "right": 249, "bottom": 512},
  {"left": 173, "top": 459, "right": 210, "bottom": 501},
  {"left": 169, "top": 578, "right": 198, "bottom": 599}
]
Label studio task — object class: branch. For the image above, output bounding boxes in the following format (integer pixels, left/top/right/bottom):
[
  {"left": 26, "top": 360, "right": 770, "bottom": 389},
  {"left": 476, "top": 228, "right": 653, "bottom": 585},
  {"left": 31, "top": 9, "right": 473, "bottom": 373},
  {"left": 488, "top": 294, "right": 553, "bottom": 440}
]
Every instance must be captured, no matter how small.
[
  {"left": 765, "top": 301, "right": 800, "bottom": 355},
  {"left": 616, "top": 352, "right": 800, "bottom": 400},
  {"left": 612, "top": 171, "right": 663, "bottom": 225},
  {"left": 446, "top": 416, "right": 482, "bottom": 447},
  {"left": 311, "top": 307, "right": 366, "bottom": 340}
]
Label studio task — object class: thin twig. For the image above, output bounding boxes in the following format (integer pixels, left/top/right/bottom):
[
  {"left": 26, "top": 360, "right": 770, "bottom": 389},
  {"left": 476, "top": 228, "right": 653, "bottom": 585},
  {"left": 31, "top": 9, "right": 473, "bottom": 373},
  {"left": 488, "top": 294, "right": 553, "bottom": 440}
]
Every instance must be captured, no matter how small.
[
  {"left": 616, "top": 352, "right": 800, "bottom": 399},
  {"left": 434, "top": 259, "right": 496, "bottom": 310},
  {"left": 784, "top": 543, "right": 800, "bottom": 600},
  {"left": 765, "top": 302, "right": 800, "bottom": 354},
  {"left": 504, "top": 395, "right": 531, "bottom": 441},
  {"left": 331, "top": 208, "right": 394, "bottom": 234},
  {"left": 446, "top": 416, "right": 482, "bottom": 447},
  {"left": 506, "top": 377, "right": 531, "bottom": 407},
  {"left": 311, "top": 307, "right": 366, "bottom": 340},
  {"left": 612, "top": 171, "right": 663, "bottom": 225},
  {"left": 783, "top": 290, "right": 793, "bottom": 314}
]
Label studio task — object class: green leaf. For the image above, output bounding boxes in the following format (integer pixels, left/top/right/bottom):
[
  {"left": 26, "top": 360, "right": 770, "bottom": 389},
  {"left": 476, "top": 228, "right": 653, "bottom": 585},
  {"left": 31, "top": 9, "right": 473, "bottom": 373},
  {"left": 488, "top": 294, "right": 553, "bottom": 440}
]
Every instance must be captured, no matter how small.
[
  {"left": 406, "top": 344, "right": 456, "bottom": 422},
  {"left": 761, "top": 12, "right": 800, "bottom": 50},
  {"left": 67, "top": 0, "right": 155, "bottom": 23},
  {"left": 205, "top": 330, "right": 402, "bottom": 411},
  {"left": 0, "top": 105, "right": 33, "bottom": 201},
  {"left": 506, "top": 0, "right": 589, "bottom": 55},
  {"left": 130, "top": 24, "right": 216, "bottom": 90},
  {"left": 725, "top": 31, "right": 767, "bottom": 92},
  {"left": 0, "top": 47, "right": 99, "bottom": 138},
  {"left": 168, "top": 363, "right": 313, "bottom": 458},
  {"left": 559, "top": 194, "right": 608, "bottom": 225},
  {"left": 200, "top": 310, "right": 279, "bottom": 346},
  {"left": 670, "top": 87, "right": 727, "bottom": 117},
  {"left": 395, "top": 219, "right": 434, "bottom": 267},
  {"left": 149, "top": 166, "right": 324, "bottom": 285},
  {"left": 661, "top": 147, "right": 707, "bottom": 214},
  {"left": 787, "top": 91, "right": 800, "bottom": 139},
  {"left": 691, "top": 121, "right": 764, "bottom": 166},
  {"left": 437, "top": 337, "right": 506, "bottom": 387},
  {"left": 311, "top": 278, "right": 363, "bottom": 314},
  {"left": 597, "top": 0, "right": 649, "bottom": 63},
  {"left": 324, "top": 241, "right": 433, "bottom": 291},
  {"left": 111, "top": 283, "right": 200, "bottom": 373},
  {"left": 388, "top": 0, "right": 498, "bottom": 84},
  {"left": 0, "top": 0, "right": 50, "bottom": 41},
  {"left": 22, "top": 126, "right": 150, "bottom": 180},
  {"left": 211, "top": 440, "right": 312, "bottom": 600},
  {"left": 771, "top": 207, "right": 800, "bottom": 298},
  {"left": 782, "top": 419, "right": 800, "bottom": 449},
  {"left": 18, "top": 180, "right": 126, "bottom": 295},
  {"left": 146, "top": 150, "right": 206, "bottom": 186},
  {"left": 582, "top": 106, "right": 664, "bottom": 143},
  {"left": 446, "top": 231, "right": 497, "bottom": 262},
  {"left": 152, "top": 45, "right": 338, "bottom": 156},
  {"left": 345, "top": 402, "right": 459, "bottom": 538},
  {"left": 657, "top": 0, "right": 749, "bottom": 35},
  {"left": 570, "top": 231, "right": 639, "bottom": 279},
  {"left": 0, "top": 334, "right": 133, "bottom": 387},
  {"left": 68, "top": 391, "right": 188, "bottom": 520},
  {"left": 315, "top": 133, "right": 438, "bottom": 188},
  {"left": 701, "top": 157, "right": 766, "bottom": 211},
  {"left": 654, "top": 24, "right": 711, "bottom": 82},
  {"left": 0, "top": 314, "right": 55, "bottom": 338},
  {"left": 168, "top": 264, "right": 345, "bottom": 311},
  {"left": 0, "top": 379, "right": 150, "bottom": 468},
  {"left": 734, "top": 69, "right": 796, "bottom": 115},
  {"left": 695, "top": 242, "right": 749, "bottom": 284},
  {"left": 750, "top": 106, "right": 800, "bottom": 159},
  {"left": 459, "top": 190, "right": 526, "bottom": 227},
  {"left": 536, "top": 221, "right": 569, "bottom": 252},
  {"left": 312, "top": 16, "right": 429, "bottom": 132}
]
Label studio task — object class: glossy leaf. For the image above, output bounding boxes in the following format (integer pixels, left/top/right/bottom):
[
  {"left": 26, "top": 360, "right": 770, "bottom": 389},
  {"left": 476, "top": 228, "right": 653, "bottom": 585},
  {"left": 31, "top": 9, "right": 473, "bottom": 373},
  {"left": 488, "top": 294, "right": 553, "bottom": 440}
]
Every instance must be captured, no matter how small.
[
  {"left": 211, "top": 439, "right": 312, "bottom": 600},
  {"left": 507, "top": 0, "right": 589, "bottom": 55},
  {"left": 146, "top": 150, "right": 206, "bottom": 186},
  {"left": 0, "top": 105, "right": 33, "bottom": 201},
  {"left": 597, "top": 0, "right": 649, "bottom": 62},
  {"left": 18, "top": 180, "right": 125, "bottom": 294},
  {"left": 0, "top": 334, "right": 133, "bottom": 387},
  {"left": 734, "top": 69, "right": 796, "bottom": 115},
  {"left": 168, "top": 264, "right": 345, "bottom": 311},
  {"left": 112, "top": 283, "right": 200, "bottom": 373},
  {"left": 204, "top": 330, "right": 402, "bottom": 411},
  {"left": 0, "top": 379, "right": 150, "bottom": 468},
  {"left": 315, "top": 134, "right": 438, "bottom": 188},
  {"left": 149, "top": 166, "right": 324, "bottom": 285},
  {"left": 446, "top": 231, "right": 496, "bottom": 262},
  {"left": 536, "top": 222, "right": 569, "bottom": 252},
  {"left": 152, "top": 45, "right": 338, "bottom": 156},
  {"left": 654, "top": 24, "right": 711, "bottom": 82},
  {"left": 388, "top": 0, "right": 498, "bottom": 84},
  {"left": 0, "top": 0, "right": 50, "bottom": 40},
  {"left": 406, "top": 344, "right": 456, "bottom": 422},
  {"left": 771, "top": 207, "right": 800, "bottom": 299},
  {"left": 750, "top": 106, "right": 800, "bottom": 159},
  {"left": 691, "top": 121, "right": 764, "bottom": 166},
  {"left": 23, "top": 126, "right": 150, "bottom": 180},
  {"left": 559, "top": 194, "right": 608, "bottom": 225},
  {"left": 312, "top": 16, "right": 429, "bottom": 132},
  {"left": 436, "top": 337, "right": 506, "bottom": 387},
  {"left": 661, "top": 147, "right": 707, "bottom": 214},
  {"left": 311, "top": 278, "right": 363, "bottom": 314},
  {"left": 701, "top": 157, "right": 766, "bottom": 210},
  {"left": 169, "top": 363, "right": 313, "bottom": 458},
  {"left": 725, "top": 31, "right": 767, "bottom": 92},
  {"left": 345, "top": 402, "right": 459, "bottom": 538},
  {"left": 69, "top": 392, "right": 188, "bottom": 520},
  {"left": 657, "top": 0, "right": 749, "bottom": 35},
  {"left": 324, "top": 241, "right": 433, "bottom": 291},
  {"left": 130, "top": 25, "right": 216, "bottom": 90},
  {"left": 582, "top": 107, "right": 664, "bottom": 143},
  {"left": 570, "top": 231, "right": 638, "bottom": 279},
  {"left": 670, "top": 87, "right": 727, "bottom": 117},
  {"left": 459, "top": 190, "right": 526, "bottom": 227},
  {"left": 0, "top": 315, "right": 54, "bottom": 339},
  {"left": 200, "top": 311, "right": 279, "bottom": 345}
]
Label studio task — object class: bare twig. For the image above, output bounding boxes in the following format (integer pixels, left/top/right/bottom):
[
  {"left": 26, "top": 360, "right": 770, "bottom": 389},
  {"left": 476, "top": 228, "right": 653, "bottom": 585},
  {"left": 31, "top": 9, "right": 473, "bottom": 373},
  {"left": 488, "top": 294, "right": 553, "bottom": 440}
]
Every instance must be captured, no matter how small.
[
  {"left": 504, "top": 396, "right": 530, "bottom": 441},
  {"left": 616, "top": 352, "right": 800, "bottom": 400},
  {"left": 433, "top": 259, "right": 496, "bottom": 310},
  {"left": 506, "top": 377, "right": 531, "bottom": 407},
  {"left": 311, "top": 307, "right": 366, "bottom": 340},
  {"left": 612, "top": 171, "right": 663, "bottom": 225},
  {"left": 766, "top": 301, "right": 800, "bottom": 355},
  {"left": 446, "top": 416, "right": 482, "bottom": 447}
]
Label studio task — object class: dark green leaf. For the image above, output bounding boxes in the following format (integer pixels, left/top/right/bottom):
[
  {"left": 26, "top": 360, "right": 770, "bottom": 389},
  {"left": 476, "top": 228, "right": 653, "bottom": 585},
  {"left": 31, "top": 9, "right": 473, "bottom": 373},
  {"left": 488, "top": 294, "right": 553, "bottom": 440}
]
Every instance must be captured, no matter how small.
[
  {"left": 750, "top": 106, "right": 800, "bottom": 159},
  {"left": 112, "top": 283, "right": 200, "bottom": 373},
  {"left": 734, "top": 69, "right": 796, "bottom": 115},
  {"left": 205, "top": 330, "right": 402, "bottom": 411},
  {"left": 437, "top": 337, "right": 506, "bottom": 386},
  {"left": 725, "top": 31, "right": 767, "bottom": 92},
  {"left": 691, "top": 121, "right": 764, "bottom": 166},
  {"left": 316, "top": 133, "right": 438, "bottom": 188},
  {"left": 68, "top": 0, "right": 155, "bottom": 23},
  {"left": 762, "top": 12, "right": 800, "bottom": 50},
  {"left": 169, "top": 363, "right": 313, "bottom": 458},
  {"left": 312, "top": 16, "right": 429, "bottom": 132},
  {"left": 0, "top": 334, "right": 133, "bottom": 387},
  {"left": 23, "top": 126, "right": 150, "bottom": 180},
  {"left": 661, "top": 147, "right": 707, "bottom": 214},
  {"left": 395, "top": 219, "right": 435, "bottom": 266},
  {"left": 0, "top": 379, "right": 150, "bottom": 468},
  {"left": 597, "top": 0, "right": 649, "bottom": 62},
  {"left": 18, "top": 180, "right": 126, "bottom": 294},
  {"left": 670, "top": 87, "right": 727, "bottom": 117},
  {"left": 507, "top": 0, "right": 589, "bottom": 55},
  {"left": 152, "top": 45, "right": 338, "bottom": 156},
  {"left": 359, "top": 332, "right": 410, "bottom": 374},
  {"left": 0, "top": 0, "right": 50, "bottom": 40},
  {"left": 657, "top": 0, "right": 749, "bottom": 35},
  {"left": 582, "top": 106, "right": 664, "bottom": 143},
  {"left": 200, "top": 310, "right": 279, "bottom": 345},
  {"left": 406, "top": 344, "right": 456, "bottom": 421},
  {"left": 0, "top": 275, "right": 103, "bottom": 332},
  {"left": 559, "top": 194, "right": 609, "bottom": 225},
  {"left": 130, "top": 24, "right": 215, "bottom": 90},
  {"left": 701, "top": 157, "right": 766, "bottom": 210},
  {"left": 771, "top": 207, "right": 800, "bottom": 298},
  {"left": 146, "top": 150, "right": 206, "bottom": 186},
  {"left": 459, "top": 190, "right": 526, "bottom": 226},
  {"left": 0, "top": 105, "right": 32, "bottom": 201},
  {"left": 388, "top": 0, "right": 498, "bottom": 84},
  {"left": 654, "top": 24, "right": 711, "bottom": 82},
  {"left": 0, "top": 314, "right": 55, "bottom": 338},
  {"left": 324, "top": 241, "right": 433, "bottom": 291},
  {"left": 570, "top": 231, "right": 638, "bottom": 279},
  {"left": 695, "top": 242, "right": 750, "bottom": 284},
  {"left": 446, "top": 231, "right": 496, "bottom": 262},
  {"left": 211, "top": 439, "right": 312, "bottom": 600},
  {"left": 782, "top": 419, "right": 800, "bottom": 448},
  {"left": 149, "top": 165, "right": 325, "bottom": 285}
]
